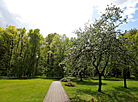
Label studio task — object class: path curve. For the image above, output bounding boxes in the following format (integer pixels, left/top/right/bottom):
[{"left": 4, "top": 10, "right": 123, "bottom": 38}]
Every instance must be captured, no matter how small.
[{"left": 43, "top": 81, "right": 70, "bottom": 102}]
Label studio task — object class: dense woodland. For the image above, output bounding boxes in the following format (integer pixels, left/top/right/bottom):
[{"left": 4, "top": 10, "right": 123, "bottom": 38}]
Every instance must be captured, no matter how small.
[
  {"left": 0, "top": 4, "right": 138, "bottom": 91},
  {"left": 0, "top": 26, "right": 73, "bottom": 77}
]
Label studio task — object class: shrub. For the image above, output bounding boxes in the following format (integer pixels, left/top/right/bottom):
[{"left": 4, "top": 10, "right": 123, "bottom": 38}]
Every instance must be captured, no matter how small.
[
  {"left": 24, "top": 76, "right": 28, "bottom": 79},
  {"left": 65, "top": 81, "right": 76, "bottom": 87},
  {"left": 61, "top": 78, "right": 70, "bottom": 82}
]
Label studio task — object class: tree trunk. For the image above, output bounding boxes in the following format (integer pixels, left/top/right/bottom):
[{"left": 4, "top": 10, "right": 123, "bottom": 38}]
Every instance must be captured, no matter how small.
[
  {"left": 80, "top": 72, "right": 83, "bottom": 81},
  {"left": 98, "top": 73, "right": 102, "bottom": 92},
  {"left": 24, "top": 71, "right": 26, "bottom": 76},
  {"left": 126, "top": 67, "right": 131, "bottom": 79},
  {"left": 123, "top": 68, "right": 127, "bottom": 88},
  {"left": 116, "top": 69, "right": 118, "bottom": 78}
]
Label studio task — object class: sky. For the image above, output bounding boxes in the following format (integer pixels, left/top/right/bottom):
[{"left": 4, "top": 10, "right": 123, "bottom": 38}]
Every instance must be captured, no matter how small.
[{"left": 0, "top": 0, "right": 138, "bottom": 39}]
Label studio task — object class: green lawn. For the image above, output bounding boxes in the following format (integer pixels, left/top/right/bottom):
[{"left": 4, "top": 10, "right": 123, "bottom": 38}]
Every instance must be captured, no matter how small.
[
  {"left": 61, "top": 77, "right": 138, "bottom": 102},
  {"left": 0, "top": 78, "right": 56, "bottom": 102}
]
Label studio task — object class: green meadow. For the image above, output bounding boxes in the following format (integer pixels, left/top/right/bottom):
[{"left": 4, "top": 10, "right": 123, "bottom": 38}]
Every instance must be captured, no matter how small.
[
  {"left": 0, "top": 78, "right": 55, "bottom": 102},
  {"left": 62, "top": 77, "right": 138, "bottom": 102},
  {"left": 0, "top": 77, "right": 138, "bottom": 102}
]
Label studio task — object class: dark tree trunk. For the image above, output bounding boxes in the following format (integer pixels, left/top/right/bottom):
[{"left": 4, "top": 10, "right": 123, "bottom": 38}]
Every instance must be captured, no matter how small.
[
  {"left": 126, "top": 67, "right": 131, "bottom": 79},
  {"left": 123, "top": 68, "right": 127, "bottom": 88},
  {"left": 116, "top": 69, "right": 118, "bottom": 78},
  {"left": 80, "top": 72, "right": 83, "bottom": 81},
  {"left": 83, "top": 66, "right": 86, "bottom": 78},
  {"left": 24, "top": 71, "right": 26, "bottom": 76},
  {"left": 61, "top": 66, "right": 64, "bottom": 78},
  {"left": 98, "top": 73, "right": 102, "bottom": 92}
]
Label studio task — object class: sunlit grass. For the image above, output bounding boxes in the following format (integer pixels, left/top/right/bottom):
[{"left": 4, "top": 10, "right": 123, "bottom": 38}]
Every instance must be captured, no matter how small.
[
  {"left": 0, "top": 78, "right": 55, "bottom": 102},
  {"left": 61, "top": 77, "right": 138, "bottom": 102}
]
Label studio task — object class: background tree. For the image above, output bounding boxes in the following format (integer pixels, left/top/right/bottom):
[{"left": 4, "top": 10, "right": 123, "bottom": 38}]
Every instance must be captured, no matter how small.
[
  {"left": 125, "top": 29, "right": 138, "bottom": 79},
  {"left": 0, "top": 25, "right": 19, "bottom": 77},
  {"left": 27, "top": 29, "right": 43, "bottom": 77}
]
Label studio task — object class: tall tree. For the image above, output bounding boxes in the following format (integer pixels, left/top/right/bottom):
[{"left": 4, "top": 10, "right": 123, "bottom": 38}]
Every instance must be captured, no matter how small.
[
  {"left": 27, "top": 29, "right": 43, "bottom": 76},
  {"left": 119, "top": 29, "right": 138, "bottom": 80},
  {"left": 63, "top": 3, "right": 128, "bottom": 92},
  {"left": 11, "top": 27, "right": 28, "bottom": 77},
  {"left": 0, "top": 25, "right": 19, "bottom": 77}
]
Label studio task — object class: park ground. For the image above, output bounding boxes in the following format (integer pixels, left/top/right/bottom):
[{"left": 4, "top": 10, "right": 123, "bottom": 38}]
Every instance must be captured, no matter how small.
[
  {"left": 62, "top": 77, "right": 138, "bottom": 102},
  {"left": 0, "top": 77, "right": 138, "bottom": 102},
  {"left": 0, "top": 77, "right": 59, "bottom": 102}
]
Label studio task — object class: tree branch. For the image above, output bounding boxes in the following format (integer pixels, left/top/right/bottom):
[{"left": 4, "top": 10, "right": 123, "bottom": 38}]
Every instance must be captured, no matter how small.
[
  {"left": 92, "top": 55, "right": 99, "bottom": 73},
  {"left": 101, "top": 54, "right": 109, "bottom": 74}
]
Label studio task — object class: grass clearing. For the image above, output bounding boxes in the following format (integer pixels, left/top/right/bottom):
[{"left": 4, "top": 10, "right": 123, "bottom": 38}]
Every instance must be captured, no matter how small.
[
  {"left": 61, "top": 77, "right": 138, "bottom": 102},
  {"left": 0, "top": 78, "right": 57, "bottom": 102}
]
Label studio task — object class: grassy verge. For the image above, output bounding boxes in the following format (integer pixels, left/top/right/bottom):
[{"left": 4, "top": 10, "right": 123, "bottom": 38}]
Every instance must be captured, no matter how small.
[
  {"left": 0, "top": 78, "right": 57, "bottom": 102},
  {"left": 61, "top": 77, "right": 138, "bottom": 102}
]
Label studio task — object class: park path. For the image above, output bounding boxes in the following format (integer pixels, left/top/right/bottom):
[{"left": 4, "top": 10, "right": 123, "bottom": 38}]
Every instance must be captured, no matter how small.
[{"left": 43, "top": 81, "right": 71, "bottom": 102}]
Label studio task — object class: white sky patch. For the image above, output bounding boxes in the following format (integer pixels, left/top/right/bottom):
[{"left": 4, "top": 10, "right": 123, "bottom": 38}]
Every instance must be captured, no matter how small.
[
  {"left": 4, "top": 0, "right": 94, "bottom": 38},
  {"left": 0, "top": 13, "right": 3, "bottom": 18},
  {"left": 131, "top": 18, "right": 138, "bottom": 22},
  {"left": 16, "top": 17, "right": 22, "bottom": 22},
  {"left": 131, "top": 19, "right": 136, "bottom": 22},
  {"left": 3, "top": 0, "right": 138, "bottom": 38},
  {"left": 124, "top": 7, "right": 138, "bottom": 19},
  {"left": 92, "top": 0, "right": 138, "bottom": 20}
]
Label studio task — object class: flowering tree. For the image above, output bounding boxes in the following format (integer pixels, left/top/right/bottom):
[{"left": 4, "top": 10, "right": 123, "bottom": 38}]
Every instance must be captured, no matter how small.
[{"left": 63, "top": 3, "right": 128, "bottom": 92}]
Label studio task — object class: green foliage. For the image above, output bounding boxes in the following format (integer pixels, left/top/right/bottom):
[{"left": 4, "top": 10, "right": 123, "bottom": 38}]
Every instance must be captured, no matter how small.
[
  {"left": 121, "top": 28, "right": 138, "bottom": 79},
  {"left": 61, "top": 77, "right": 71, "bottom": 82},
  {"left": 62, "top": 3, "right": 129, "bottom": 91},
  {"left": 0, "top": 25, "right": 70, "bottom": 78}
]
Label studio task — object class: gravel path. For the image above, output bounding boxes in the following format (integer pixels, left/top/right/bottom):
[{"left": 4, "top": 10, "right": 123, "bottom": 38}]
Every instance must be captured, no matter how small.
[{"left": 43, "top": 81, "right": 70, "bottom": 102}]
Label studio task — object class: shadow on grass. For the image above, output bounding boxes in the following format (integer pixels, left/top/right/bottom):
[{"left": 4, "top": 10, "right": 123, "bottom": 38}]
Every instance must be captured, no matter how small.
[
  {"left": 71, "top": 80, "right": 107, "bottom": 86},
  {"left": 0, "top": 76, "right": 61, "bottom": 81},
  {"left": 91, "top": 77, "right": 124, "bottom": 81},
  {"left": 127, "top": 78, "right": 138, "bottom": 81},
  {"left": 72, "top": 86, "right": 138, "bottom": 102},
  {"left": 0, "top": 76, "right": 41, "bottom": 80},
  {"left": 41, "top": 77, "right": 61, "bottom": 81},
  {"left": 70, "top": 95, "right": 91, "bottom": 102},
  {"left": 103, "top": 78, "right": 123, "bottom": 81},
  {"left": 70, "top": 78, "right": 107, "bottom": 86}
]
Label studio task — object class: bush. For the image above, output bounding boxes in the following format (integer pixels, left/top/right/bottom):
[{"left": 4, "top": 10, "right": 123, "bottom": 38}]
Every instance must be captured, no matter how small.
[
  {"left": 65, "top": 81, "right": 76, "bottom": 87},
  {"left": 61, "top": 78, "right": 70, "bottom": 82},
  {"left": 24, "top": 76, "right": 28, "bottom": 79}
]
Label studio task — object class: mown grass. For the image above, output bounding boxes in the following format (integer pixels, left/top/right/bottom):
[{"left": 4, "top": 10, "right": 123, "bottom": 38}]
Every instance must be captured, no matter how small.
[
  {"left": 0, "top": 78, "right": 58, "bottom": 102},
  {"left": 61, "top": 77, "right": 138, "bottom": 102}
]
